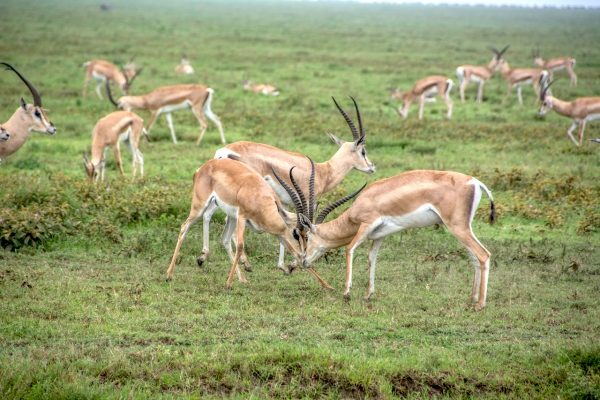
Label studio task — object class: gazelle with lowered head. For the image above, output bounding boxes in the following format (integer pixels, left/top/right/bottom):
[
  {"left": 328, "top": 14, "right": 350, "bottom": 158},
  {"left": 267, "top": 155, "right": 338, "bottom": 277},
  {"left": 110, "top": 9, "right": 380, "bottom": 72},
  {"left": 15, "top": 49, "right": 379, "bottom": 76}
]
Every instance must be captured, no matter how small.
[
  {"left": 298, "top": 169, "right": 495, "bottom": 310},
  {"left": 81, "top": 57, "right": 141, "bottom": 99},
  {"left": 212, "top": 97, "right": 375, "bottom": 274},
  {"left": 242, "top": 79, "right": 279, "bottom": 96},
  {"left": 175, "top": 54, "right": 195, "bottom": 75},
  {"left": 498, "top": 58, "right": 548, "bottom": 106},
  {"left": 538, "top": 80, "right": 600, "bottom": 147},
  {"left": 456, "top": 45, "right": 508, "bottom": 104},
  {"left": 0, "top": 62, "right": 56, "bottom": 165},
  {"left": 83, "top": 82, "right": 147, "bottom": 182},
  {"left": 391, "top": 76, "right": 454, "bottom": 120},
  {"left": 165, "top": 157, "right": 333, "bottom": 290},
  {"left": 533, "top": 50, "right": 576, "bottom": 87},
  {"left": 106, "top": 80, "right": 225, "bottom": 145}
]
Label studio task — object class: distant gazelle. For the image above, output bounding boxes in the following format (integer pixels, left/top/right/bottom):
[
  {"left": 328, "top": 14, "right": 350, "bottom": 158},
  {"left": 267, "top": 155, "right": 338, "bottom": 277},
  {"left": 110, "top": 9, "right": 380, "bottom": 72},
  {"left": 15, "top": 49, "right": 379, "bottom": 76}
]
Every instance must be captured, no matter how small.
[
  {"left": 106, "top": 81, "right": 225, "bottom": 145},
  {"left": 391, "top": 76, "right": 454, "bottom": 120},
  {"left": 456, "top": 45, "right": 508, "bottom": 104},
  {"left": 297, "top": 170, "right": 495, "bottom": 310},
  {"left": 175, "top": 54, "right": 195, "bottom": 75},
  {"left": 0, "top": 62, "right": 56, "bottom": 164},
  {"left": 81, "top": 58, "right": 141, "bottom": 99},
  {"left": 498, "top": 61, "right": 548, "bottom": 106},
  {"left": 533, "top": 50, "right": 576, "bottom": 87},
  {"left": 242, "top": 80, "right": 279, "bottom": 96},
  {"left": 538, "top": 81, "right": 600, "bottom": 147}
]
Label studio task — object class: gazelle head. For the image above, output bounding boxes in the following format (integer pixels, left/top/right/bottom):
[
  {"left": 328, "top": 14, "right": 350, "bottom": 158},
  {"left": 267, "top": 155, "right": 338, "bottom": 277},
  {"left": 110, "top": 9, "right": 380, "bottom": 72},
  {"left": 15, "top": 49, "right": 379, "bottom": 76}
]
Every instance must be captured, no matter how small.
[
  {"left": 0, "top": 126, "right": 10, "bottom": 142},
  {"left": 532, "top": 48, "right": 544, "bottom": 66},
  {"left": 241, "top": 79, "right": 253, "bottom": 90},
  {"left": 330, "top": 96, "right": 375, "bottom": 174},
  {"left": 1, "top": 62, "right": 56, "bottom": 135},
  {"left": 538, "top": 79, "right": 556, "bottom": 117},
  {"left": 82, "top": 153, "right": 105, "bottom": 182},
  {"left": 119, "top": 63, "right": 142, "bottom": 95}
]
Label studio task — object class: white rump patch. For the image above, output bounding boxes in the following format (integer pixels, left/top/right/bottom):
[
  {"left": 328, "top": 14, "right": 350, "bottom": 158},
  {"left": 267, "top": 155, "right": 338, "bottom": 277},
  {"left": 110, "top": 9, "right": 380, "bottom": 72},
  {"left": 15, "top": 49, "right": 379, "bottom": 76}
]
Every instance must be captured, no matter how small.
[{"left": 214, "top": 148, "right": 241, "bottom": 160}]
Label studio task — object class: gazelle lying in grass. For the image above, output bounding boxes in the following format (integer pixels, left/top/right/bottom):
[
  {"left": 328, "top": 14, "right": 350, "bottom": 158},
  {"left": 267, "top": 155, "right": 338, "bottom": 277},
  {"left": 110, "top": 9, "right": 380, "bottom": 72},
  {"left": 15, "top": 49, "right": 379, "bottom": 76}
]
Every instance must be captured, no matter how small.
[
  {"left": 106, "top": 80, "right": 225, "bottom": 145},
  {"left": 83, "top": 83, "right": 147, "bottom": 182},
  {"left": 391, "top": 75, "right": 454, "bottom": 120},
  {"left": 456, "top": 45, "right": 508, "bottom": 104},
  {"left": 81, "top": 58, "right": 141, "bottom": 99},
  {"left": 0, "top": 62, "right": 56, "bottom": 165},
  {"left": 533, "top": 50, "right": 576, "bottom": 87},
  {"left": 212, "top": 97, "right": 375, "bottom": 273},
  {"left": 297, "top": 169, "right": 495, "bottom": 310},
  {"left": 165, "top": 158, "right": 332, "bottom": 290},
  {"left": 242, "top": 80, "right": 279, "bottom": 96},
  {"left": 538, "top": 80, "right": 600, "bottom": 147},
  {"left": 175, "top": 54, "right": 195, "bottom": 75}
]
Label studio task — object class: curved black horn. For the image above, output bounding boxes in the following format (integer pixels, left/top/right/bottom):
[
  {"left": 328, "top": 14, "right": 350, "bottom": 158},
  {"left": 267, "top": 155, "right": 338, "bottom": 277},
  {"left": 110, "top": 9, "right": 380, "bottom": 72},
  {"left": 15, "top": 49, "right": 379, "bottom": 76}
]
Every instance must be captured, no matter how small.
[
  {"left": 105, "top": 80, "right": 119, "bottom": 107},
  {"left": 1, "top": 62, "right": 43, "bottom": 107},
  {"left": 350, "top": 96, "right": 364, "bottom": 139},
  {"left": 315, "top": 183, "right": 366, "bottom": 224},
  {"left": 129, "top": 67, "right": 143, "bottom": 84},
  {"left": 129, "top": 55, "right": 136, "bottom": 63},
  {"left": 332, "top": 96, "right": 359, "bottom": 141},
  {"left": 497, "top": 45, "right": 509, "bottom": 58},
  {"left": 289, "top": 166, "right": 308, "bottom": 218},
  {"left": 270, "top": 165, "right": 305, "bottom": 229},
  {"left": 541, "top": 79, "right": 556, "bottom": 101},
  {"left": 307, "top": 157, "right": 316, "bottom": 222},
  {"left": 487, "top": 45, "right": 499, "bottom": 55}
]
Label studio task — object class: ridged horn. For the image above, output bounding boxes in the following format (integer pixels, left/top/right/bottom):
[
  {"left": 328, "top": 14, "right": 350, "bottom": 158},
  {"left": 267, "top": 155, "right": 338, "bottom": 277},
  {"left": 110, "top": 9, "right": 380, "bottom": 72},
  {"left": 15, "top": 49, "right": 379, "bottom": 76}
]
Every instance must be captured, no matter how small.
[
  {"left": 1, "top": 62, "right": 43, "bottom": 107},
  {"left": 105, "top": 80, "right": 119, "bottom": 107},
  {"left": 540, "top": 79, "right": 556, "bottom": 101},
  {"left": 307, "top": 157, "right": 316, "bottom": 222},
  {"left": 350, "top": 96, "right": 364, "bottom": 139},
  {"left": 289, "top": 166, "right": 307, "bottom": 219},
  {"left": 270, "top": 165, "right": 305, "bottom": 229},
  {"left": 315, "top": 183, "right": 367, "bottom": 225},
  {"left": 332, "top": 96, "right": 359, "bottom": 141}
]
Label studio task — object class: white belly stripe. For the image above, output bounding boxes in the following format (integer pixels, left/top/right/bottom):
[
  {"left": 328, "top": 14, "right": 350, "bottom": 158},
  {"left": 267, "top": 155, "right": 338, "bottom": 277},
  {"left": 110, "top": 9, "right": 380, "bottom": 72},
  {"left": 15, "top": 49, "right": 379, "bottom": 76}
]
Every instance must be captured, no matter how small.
[{"left": 367, "top": 204, "right": 443, "bottom": 240}]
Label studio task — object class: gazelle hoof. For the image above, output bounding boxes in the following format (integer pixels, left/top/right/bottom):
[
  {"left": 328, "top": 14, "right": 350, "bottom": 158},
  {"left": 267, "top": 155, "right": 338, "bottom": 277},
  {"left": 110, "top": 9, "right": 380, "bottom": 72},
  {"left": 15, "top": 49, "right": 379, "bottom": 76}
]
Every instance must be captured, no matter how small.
[{"left": 196, "top": 255, "right": 207, "bottom": 267}]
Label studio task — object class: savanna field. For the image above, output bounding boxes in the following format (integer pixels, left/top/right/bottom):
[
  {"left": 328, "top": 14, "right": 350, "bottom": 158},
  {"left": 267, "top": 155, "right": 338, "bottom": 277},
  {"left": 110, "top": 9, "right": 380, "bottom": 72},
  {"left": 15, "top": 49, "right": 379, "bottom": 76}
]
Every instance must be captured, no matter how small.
[{"left": 1, "top": 0, "right": 599, "bottom": 398}]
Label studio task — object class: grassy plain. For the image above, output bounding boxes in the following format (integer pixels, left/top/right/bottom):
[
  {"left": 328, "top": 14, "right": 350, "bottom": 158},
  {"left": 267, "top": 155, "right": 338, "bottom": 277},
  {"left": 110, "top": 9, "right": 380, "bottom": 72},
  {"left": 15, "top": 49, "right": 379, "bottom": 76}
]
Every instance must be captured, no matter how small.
[{"left": 1, "top": 0, "right": 599, "bottom": 398}]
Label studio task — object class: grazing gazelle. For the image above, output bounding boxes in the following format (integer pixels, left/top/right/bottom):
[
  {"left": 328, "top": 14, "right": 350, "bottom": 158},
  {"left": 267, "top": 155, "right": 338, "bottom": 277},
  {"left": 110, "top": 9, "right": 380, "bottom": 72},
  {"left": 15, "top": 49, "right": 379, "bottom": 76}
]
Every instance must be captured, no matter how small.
[
  {"left": 106, "top": 81, "right": 225, "bottom": 145},
  {"left": 0, "top": 127, "right": 9, "bottom": 142},
  {"left": 533, "top": 50, "right": 576, "bottom": 87},
  {"left": 81, "top": 58, "right": 141, "bottom": 99},
  {"left": 83, "top": 83, "right": 147, "bottom": 182},
  {"left": 0, "top": 62, "right": 56, "bottom": 165},
  {"left": 212, "top": 97, "right": 375, "bottom": 274},
  {"left": 242, "top": 80, "right": 279, "bottom": 96},
  {"left": 538, "top": 80, "right": 600, "bottom": 147},
  {"left": 165, "top": 158, "right": 332, "bottom": 290},
  {"left": 175, "top": 54, "right": 195, "bottom": 75},
  {"left": 391, "top": 76, "right": 454, "bottom": 120},
  {"left": 456, "top": 45, "right": 508, "bottom": 104},
  {"left": 297, "top": 170, "right": 495, "bottom": 310},
  {"left": 498, "top": 61, "right": 548, "bottom": 106}
]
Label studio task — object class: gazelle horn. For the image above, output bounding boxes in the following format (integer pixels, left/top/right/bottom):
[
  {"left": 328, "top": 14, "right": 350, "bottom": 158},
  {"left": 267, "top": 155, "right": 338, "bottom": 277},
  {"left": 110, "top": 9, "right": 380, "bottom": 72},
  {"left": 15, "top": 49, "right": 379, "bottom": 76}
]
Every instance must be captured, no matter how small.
[
  {"left": 315, "top": 183, "right": 367, "bottom": 224},
  {"left": 1, "top": 62, "right": 43, "bottom": 107},
  {"left": 332, "top": 96, "right": 360, "bottom": 141}
]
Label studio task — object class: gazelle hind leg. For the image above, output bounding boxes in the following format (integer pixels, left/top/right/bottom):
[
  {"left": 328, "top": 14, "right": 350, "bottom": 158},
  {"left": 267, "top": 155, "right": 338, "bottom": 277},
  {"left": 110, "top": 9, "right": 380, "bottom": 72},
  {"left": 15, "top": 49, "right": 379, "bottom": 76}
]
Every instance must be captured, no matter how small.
[
  {"left": 567, "top": 121, "right": 580, "bottom": 146},
  {"left": 276, "top": 204, "right": 293, "bottom": 274},
  {"left": 95, "top": 80, "right": 104, "bottom": 100},
  {"left": 202, "top": 101, "right": 226, "bottom": 145},
  {"left": 226, "top": 217, "right": 248, "bottom": 288},
  {"left": 165, "top": 113, "right": 178, "bottom": 144},
  {"left": 196, "top": 199, "right": 219, "bottom": 267},
  {"left": 577, "top": 119, "right": 587, "bottom": 146},
  {"left": 191, "top": 105, "right": 209, "bottom": 146},
  {"left": 365, "top": 238, "right": 384, "bottom": 301}
]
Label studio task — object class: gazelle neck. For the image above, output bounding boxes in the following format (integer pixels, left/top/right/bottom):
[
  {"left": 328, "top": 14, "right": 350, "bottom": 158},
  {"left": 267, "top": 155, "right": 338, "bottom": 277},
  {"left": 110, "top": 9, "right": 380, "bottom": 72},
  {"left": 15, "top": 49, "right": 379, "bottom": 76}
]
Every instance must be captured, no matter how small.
[
  {"left": 315, "top": 211, "right": 360, "bottom": 250},
  {"left": 549, "top": 96, "right": 573, "bottom": 118},
  {"left": 318, "top": 144, "right": 360, "bottom": 195}
]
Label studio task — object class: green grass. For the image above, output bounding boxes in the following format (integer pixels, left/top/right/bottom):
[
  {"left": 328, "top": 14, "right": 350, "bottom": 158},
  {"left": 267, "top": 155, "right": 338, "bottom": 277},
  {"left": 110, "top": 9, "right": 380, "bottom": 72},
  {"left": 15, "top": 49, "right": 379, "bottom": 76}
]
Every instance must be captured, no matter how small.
[{"left": 1, "top": 0, "right": 599, "bottom": 398}]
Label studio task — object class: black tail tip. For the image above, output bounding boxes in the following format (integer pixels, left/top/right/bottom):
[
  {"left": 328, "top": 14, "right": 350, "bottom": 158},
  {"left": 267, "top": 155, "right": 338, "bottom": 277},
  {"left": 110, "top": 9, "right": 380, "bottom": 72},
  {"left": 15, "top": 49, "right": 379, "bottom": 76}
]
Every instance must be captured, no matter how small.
[{"left": 489, "top": 201, "right": 496, "bottom": 225}]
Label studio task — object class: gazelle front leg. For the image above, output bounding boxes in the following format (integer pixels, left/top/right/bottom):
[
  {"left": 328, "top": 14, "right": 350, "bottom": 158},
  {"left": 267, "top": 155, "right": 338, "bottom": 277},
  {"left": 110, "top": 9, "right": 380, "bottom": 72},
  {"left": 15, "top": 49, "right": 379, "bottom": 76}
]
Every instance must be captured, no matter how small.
[
  {"left": 476, "top": 81, "right": 484, "bottom": 104},
  {"left": 276, "top": 204, "right": 293, "bottom": 274},
  {"left": 226, "top": 216, "right": 249, "bottom": 288},
  {"left": 501, "top": 85, "right": 514, "bottom": 105},
  {"left": 517, "top": 86, "right": 523, "bottom": 106},
  {"left": 418, "top": 95, "right": 425, "bottom": 120},
  {"left": 567, "top": 120, "right": 580, "bottom": 146},
  {"left": 365, "top": 238, "right": 384, "bottom": 301},
  {"left": 164, "top": 113, "right": 178, "bottom": 144},
  {"left": 95, "top": 80, "right": 104, "bottom": 100},
  {"left": 577, "top": 119, "right": 587, "bottom": 147},
  {"left": 344, "top": 223, "right": 377, "bottom": 299}
]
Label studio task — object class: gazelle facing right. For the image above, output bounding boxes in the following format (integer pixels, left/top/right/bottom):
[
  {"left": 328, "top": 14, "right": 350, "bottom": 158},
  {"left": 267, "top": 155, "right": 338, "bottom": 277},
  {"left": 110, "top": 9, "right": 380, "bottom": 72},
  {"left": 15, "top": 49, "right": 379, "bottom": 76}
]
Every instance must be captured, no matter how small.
[
  {"left": 391, "top": 75, "right": 454, "bottom": 120},
  {"left": 533, "top": 50, "right": 577, "bottom": 87},
  {"left": 456, "top": 45, "right": 508, "bottom": 104},
  {"left": 299, "top": 170, "right": 495, "bottom": 310},
  {"left": 81, "top": 58, "right": 141, "bottom": 99},
  {"left": 0, "top": 127, "right": 9, "bottom": 142}
]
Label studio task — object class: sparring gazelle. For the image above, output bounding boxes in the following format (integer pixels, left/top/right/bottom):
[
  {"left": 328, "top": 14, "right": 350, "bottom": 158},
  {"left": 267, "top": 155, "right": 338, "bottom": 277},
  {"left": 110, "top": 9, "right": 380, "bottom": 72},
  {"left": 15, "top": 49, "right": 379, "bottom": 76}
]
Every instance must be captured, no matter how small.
[
  {"left": 83, "top": 83, "right": 147, "bottom": 182},
  {"left": 81, "top": 58, "right": 141, "bottom": 99},
  {"left": 498, "top": 61, "right": 548, "bottom": 106},
  {"left": 456, "top": 45, "right": 508, "bottom": 104},
  {"left": 0, "top": 62, "right": 56, "bottom": 165},
  {"left": 165, "top": 158, "right": 332, "bottom": 290},
  {"left": 106, "top": 81, "right": 225, "bottom": 145},
  {"left": 533, "top": 50, "right": 577, "bottom": 87},
  {"left": 297, "top": 170, "right": 495, "bottom": 310},
  {"left": 242, "top": 80, "right": 279, "bottom": 96},
  {"left": 391, "top": 76, "right": 454, "bottom": 120},
  {"left": 212, "top": 97, "right": 375, "bottom": 274},
  {"left": 538, "top": 80, "right": 600, "bottom": 147}
]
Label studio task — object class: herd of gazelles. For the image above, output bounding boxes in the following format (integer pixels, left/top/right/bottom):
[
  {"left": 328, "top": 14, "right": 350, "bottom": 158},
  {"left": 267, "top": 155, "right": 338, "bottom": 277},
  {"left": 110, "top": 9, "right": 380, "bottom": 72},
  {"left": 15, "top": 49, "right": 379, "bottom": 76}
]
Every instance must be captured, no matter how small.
[{"left": 0, "top": 47, "right": 598, "bottom": 310}]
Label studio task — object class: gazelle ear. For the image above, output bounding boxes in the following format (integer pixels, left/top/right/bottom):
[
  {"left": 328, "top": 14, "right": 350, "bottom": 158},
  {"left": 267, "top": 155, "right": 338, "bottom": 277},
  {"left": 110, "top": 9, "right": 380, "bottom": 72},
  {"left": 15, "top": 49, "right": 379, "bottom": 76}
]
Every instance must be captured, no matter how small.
[
  {"left": 327, "top": 132, "right": 345, "bottom": 147},
  {"left": 20, "top": 97, "right": 27, "bottom": 110},
  {"left": 275, "top": 201, "right": 291, "bottom": 225},
  {"left": 298, "top": 213, "right": 316, "bottom": 234}
]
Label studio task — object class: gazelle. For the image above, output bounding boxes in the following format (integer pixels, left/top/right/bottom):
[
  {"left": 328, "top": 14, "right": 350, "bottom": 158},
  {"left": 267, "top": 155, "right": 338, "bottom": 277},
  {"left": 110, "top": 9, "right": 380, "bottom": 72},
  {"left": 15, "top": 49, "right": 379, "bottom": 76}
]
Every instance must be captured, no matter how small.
[
  {"left": 83, "top": 83, "right": 147, "bottom": 182},
  {"left": 242, "top": 80, "right": 279, "bottom": 96},
  {"left": 165, "top": 158, "right": 332, "bottom": 290},
  {"left": 391, "top": 76, "right": 454, "bottom": 120},
  {"left": 212, "top": 97, "right": 375, "bottom": 273},
  {"left": 533, "top": 50, "right": 576, "bottom": 87},
  {"left": 0, "top": 127, "right": 9, "bottom": 142},
  {"left": 498, "top": 61, "right": 548, "bottom": 106},
  {"left": 0, "top": 62, "right": 56, "bottom": 164},
  {"left": 175, "top": 54, "right": 195, "bottom": 75},
  {"left": 456, "top": 45, "right": 508, "bottom": 104},
  {"left": 81, "top": 58, "right": 141, "bottom": 99},
  {"left": 106, "top": 82, "right": 225, "bottom": 145},
  {"left": 538, "top": 81, "right": 600, "bottom": 147},
  {"left": 298, "top": 170, "right": 495, "bottom": 310}
]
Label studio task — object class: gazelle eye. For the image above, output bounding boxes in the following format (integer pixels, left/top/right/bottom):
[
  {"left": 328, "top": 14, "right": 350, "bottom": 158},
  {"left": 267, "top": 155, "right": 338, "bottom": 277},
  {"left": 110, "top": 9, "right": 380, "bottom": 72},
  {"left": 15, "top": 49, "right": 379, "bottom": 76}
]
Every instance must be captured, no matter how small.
[
  {"left": 292, "top": 230, "right": 299, "bottom": 241},
  {"left": 34, "top": 110, "right": 41, "bottom": 118}
]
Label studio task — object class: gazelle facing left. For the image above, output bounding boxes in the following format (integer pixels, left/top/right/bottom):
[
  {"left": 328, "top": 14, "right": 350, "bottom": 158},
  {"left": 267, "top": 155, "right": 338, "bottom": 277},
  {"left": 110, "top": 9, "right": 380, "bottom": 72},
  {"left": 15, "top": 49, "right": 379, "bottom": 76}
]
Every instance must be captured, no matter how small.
[
  {"left": 299, "top": 170, "right": 495, "bottom": 310},
  {"left": 165, "top": 158, "right": 332, "bottom": 290},
  {"left": 0, "top": 127, "right": 9, "bottom": 142},
  {"left": 391, "top": 76, "right": 454, "bottom": 120},
  {"left": 242, "top": 80, "right": 279, "bottom": 96},
  {"left": 83, "top": 84, "right": 147, "bottom": 182},
  {"left": 538, "top": 81, "right": 600, "bottom": 147},
  {"left": 0, "top": 62, "right": 56, "bottom": 164},
  {"left": 106, "top": 82, "right": 225, "bottom": 145}
]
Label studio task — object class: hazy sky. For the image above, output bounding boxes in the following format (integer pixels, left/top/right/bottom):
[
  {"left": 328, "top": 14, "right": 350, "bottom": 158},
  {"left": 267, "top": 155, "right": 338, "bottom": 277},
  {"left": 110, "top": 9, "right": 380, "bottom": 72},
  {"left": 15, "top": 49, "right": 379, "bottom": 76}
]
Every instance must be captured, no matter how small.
[{"left": 326, "top": 0, "right": 600, "bottom": 6}]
